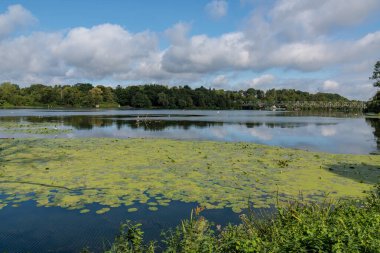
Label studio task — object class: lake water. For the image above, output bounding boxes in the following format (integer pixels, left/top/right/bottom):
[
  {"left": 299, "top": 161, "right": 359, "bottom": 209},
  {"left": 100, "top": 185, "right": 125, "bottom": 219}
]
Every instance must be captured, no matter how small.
[
  {"left": 0, "top": 109, "right": 379, "bottom": 252},
  {"left": 0, "top": 109, "right": 379, "bottom": 154}
]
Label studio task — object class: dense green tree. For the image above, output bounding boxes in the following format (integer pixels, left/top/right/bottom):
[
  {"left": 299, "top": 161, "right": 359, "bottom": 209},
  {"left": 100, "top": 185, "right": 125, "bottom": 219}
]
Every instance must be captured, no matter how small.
[
  {"left": 366, "top": 61, "right": 380, "bottom": 113},
  {"left": 0, "top": 82, "right": 357, "bottom": 110},
  {"left": 0, "top": 82, "right": 20, "bottom": 105},
  {"left": 74, "top": 83, "right": 94, "bottom": 93},
  {"left": 131, "top": 92, "right": 151, "bottom": 108},
  {"left": 96, "top": 85, "right": 115, "bottom": 103},
  {"left": 370, "top": 61, "right": 380, "bottom": 87},
  {"left": 157, "top": 92, "right": 169, "bottom": 107},
  {"left": 115, "top": 85, "right": 128, "bottom": 106},
  {"left": 89, "top": 87, "right": 103, "bottom": 106},
  {"left": 62, "top": 86, "right": 81, "bottom": 106}
]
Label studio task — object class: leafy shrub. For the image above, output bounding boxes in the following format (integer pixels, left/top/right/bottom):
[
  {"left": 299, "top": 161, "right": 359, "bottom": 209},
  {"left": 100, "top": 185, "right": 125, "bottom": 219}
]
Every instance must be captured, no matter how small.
[{"left": 103, "top": 184, "right": 380, "bottom": 253}]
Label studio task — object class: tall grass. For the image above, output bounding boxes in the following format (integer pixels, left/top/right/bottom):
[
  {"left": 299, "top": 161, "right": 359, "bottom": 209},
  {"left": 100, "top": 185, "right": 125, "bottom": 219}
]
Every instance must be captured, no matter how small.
[{"left": 99, "top": 184, "right": 380, "bottom": 253}]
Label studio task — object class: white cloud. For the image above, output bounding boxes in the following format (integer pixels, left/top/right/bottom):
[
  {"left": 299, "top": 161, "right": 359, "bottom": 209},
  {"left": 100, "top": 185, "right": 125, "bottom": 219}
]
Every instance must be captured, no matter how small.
[
  {"left": 0, "top": 2, "right": 379, "bottom": 100},
  {"left": 226, "top": 74, "right": 277, "bottom": 91},
  {"left": 267, "top": 43, "right": 333, "bottom": 71},
  {"left": 247, "top": 74, "right": 276, "bottom": 88},
  {"left": 162, "top": 31, "right": 252, "bottom": 73},
  {"left": 0, "top": 4, "right": 36, "bottom": 39},
  {"left": 211, "top": 75, "right": 229, "bottom": 87},
  {"left": 0, "top": 24, "right": 161, "bottom": 83},
  {"left": 205, "top": 0, "right": 228, "bottom": 19},
  {"left": 322, "top": 80, "right": 340, "bottom": 91},
  {"left": 55, "top": 24, "right": 158, "bottom": 79},
  {"left": 164, "top": 22, "right": 191, "bottom": 45},
  {"left": 0, "top": 32, "right": 63, "bottom": 83},
  {"left": 270, "top": 0, "right": 380, "bottom": 39}
]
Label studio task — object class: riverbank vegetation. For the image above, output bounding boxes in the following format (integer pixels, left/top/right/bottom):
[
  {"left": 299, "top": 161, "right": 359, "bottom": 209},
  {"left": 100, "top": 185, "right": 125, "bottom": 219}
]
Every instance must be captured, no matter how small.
[
  {"left": 101, "top": 184, "right": 380, "bottom": 253},
  {"left": 0, "top": 82, "right": 352, "bottom": 109}
]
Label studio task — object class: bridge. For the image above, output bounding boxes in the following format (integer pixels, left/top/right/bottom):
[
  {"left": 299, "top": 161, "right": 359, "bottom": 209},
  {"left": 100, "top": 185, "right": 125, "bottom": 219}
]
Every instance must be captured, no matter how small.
[{"left": 241, "top": 101, "right": 366, "bottom": 110}]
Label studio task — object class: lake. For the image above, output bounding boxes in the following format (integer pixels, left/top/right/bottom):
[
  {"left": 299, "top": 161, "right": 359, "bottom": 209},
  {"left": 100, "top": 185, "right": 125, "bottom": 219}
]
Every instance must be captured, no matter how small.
[
  {"left": 0, "top": 109, "right": 379, "bottom": 253},
  {"left": 0, "top": 109, "right": 379, "bottom": 154}
]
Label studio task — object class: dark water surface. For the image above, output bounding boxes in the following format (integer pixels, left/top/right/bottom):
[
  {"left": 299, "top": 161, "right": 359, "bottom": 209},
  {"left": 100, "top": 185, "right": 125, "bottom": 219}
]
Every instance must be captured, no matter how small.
[
  {"left": 0, "top": 198, "right": 250, "bottom": 253},
  {"left": 0, "top": 109, "right": 379, "bottom": 252}
]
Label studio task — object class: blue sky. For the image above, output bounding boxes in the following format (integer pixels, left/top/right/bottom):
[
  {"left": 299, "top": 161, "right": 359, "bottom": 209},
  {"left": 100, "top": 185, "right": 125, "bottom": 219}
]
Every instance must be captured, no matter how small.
[
  {"left": 0, "top": 0, "right": 379, "bottom": 99},
  {"left": 0, "top": 1, "right": 250, "bottom": 40}
]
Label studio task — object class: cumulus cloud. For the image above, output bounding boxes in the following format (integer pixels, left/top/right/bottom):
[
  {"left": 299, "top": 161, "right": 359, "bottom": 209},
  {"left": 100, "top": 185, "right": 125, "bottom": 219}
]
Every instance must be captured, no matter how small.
[
  {"left": 269, "top": 0, "right": 380, "bottom": 39},
  {"left": 162, "top": 31, "right": 252, "bottom": 73},
  {"left": 205, "top": 0, "right": 228, "bottom": 19},
  {"left": 0, "top": 23, "right": 161, "bottom": 83},
  {"left": 322, "top": 80, "right": 340, "bottom": 91},
  {"left": 247, "top": 74, "right": 276, "bottom": 88},
  {"left": 211, "top": 75, "right": 229, "bottom": 87},
  {"left": 164, "top": 22, "right": 191, "bottom": 45},
  {"left": 162, "top": 23, "right": 380, "bottom": 76},
  {"left": 0, "top": 1, "right": 379, "bottom": 100},
  {"left": 55, "top": 24, "right": 158, "bottom": 79},
  {"left": 0, "top": 32, "right": 63, "bottom": 83},
  {"left": 0, "top": 4, "right": 36, "bottom": 39}
]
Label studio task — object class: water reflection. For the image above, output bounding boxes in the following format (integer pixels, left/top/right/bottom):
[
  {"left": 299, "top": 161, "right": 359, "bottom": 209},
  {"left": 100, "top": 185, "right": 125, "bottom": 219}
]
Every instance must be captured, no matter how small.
[
  {"left": 365, "top": 117, "right": 380, "bottom": 153},
  {"left": 0, "top": 109, "right": 379, "bottom": 154},
  {"left": 320, "top": 125, "right": 337, "bottom": 137},
  {"left": 1, "top": 115, "right": 332, "bottom": 131}
]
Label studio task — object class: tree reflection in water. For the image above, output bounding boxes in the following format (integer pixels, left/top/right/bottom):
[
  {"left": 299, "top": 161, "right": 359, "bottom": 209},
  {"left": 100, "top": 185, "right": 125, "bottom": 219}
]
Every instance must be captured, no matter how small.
[{"left": 366, "top": 117, "right": 380, "bottom": 152}]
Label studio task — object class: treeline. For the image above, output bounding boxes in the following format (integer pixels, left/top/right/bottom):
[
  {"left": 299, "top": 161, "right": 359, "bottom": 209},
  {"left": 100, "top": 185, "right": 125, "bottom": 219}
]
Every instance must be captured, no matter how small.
[{"left": 0, "top": 82, "right": 350, "bottom": 109}]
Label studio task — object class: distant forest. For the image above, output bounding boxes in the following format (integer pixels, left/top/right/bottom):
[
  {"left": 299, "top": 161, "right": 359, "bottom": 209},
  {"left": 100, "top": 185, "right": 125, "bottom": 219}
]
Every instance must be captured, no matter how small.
[{"left": 0, "top": 82, "right": 353, "bottom": 109}]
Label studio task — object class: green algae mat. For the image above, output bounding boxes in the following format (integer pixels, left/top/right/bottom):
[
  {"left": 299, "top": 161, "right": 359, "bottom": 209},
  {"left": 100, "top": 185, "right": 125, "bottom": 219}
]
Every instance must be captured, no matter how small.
[
  {"left": 0, "top": 121, "right": 72, "bottom": 135},
  {"left": 0, "top": 138, "right": 379, "bottom": 214}
]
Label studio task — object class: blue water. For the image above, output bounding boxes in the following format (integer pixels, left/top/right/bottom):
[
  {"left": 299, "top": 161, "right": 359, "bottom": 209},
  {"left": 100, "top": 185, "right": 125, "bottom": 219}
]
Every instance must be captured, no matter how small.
[
  {"left": 0, "top": 109, "right": 378, "bottom": 252},
  {"left": 0, "top": 198, "right": 248, "bottom": 253},
  {"left": 0, "top": 109, "right": 378, "bottom": 154}
]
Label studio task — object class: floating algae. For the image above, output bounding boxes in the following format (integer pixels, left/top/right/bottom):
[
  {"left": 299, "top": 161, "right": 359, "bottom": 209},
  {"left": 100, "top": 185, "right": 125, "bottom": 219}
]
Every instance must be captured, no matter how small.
[
  {"left": 0, "top": 138, "right": 379, "bottom": 214},
  {"left": 96, "top": 207, "right": 110, "bottom": 214},
  {"left": 148, "top": 206, "right": 158, "bottom": 211},
  {"left": 0, "top": 121, "right": 72, "bottom": 135}
]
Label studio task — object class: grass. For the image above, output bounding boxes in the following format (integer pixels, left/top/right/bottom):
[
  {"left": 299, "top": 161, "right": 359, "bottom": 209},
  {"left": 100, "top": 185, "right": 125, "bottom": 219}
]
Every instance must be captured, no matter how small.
[
  {"left": 101, "top": 184, "right": 380, "bottom": 253},
  {"left": 0, "top": 138, "right": 379, "bottom": 214}
]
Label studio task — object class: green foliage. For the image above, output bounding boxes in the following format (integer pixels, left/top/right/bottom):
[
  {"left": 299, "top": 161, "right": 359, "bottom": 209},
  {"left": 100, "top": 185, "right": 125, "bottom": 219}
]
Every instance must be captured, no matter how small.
[
  {"left": 162, "top": 208, "right": 216, "bottom": 253},
  {"left": 366, "top": 91, "right": 380, "bottom": 113},
  {"left": 0, "top": 82, "right": 352, "bottom": 109},
  {"left": 366, "top": 183, "right": 380, "bottom": 210},
  {"left": 89, "top": 87, "right": 104, "bottom": 106},
  {"left": 105, "top": 185, "right": 380, "bottom": 253},
  {"left": 131, "top": 92, "right": 152, "bottom": 108},
  {"left": 366, "top": 61, "right": 380, "bottom": 113},
  {"left": 105, "top": 221, "right": 155, "bottom": 253},
  {"left": 370, "top": 61, "right": 380, "bottom": 88}
]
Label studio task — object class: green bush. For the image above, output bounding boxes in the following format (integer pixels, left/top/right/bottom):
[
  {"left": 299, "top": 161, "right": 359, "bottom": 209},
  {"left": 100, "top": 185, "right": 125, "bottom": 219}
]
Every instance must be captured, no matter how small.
[
  {"left": 102, "top": 184, "right": 380, "bottom": 253},
  {"left": 366, "top": 91, "right": 380, "bottom": 113}
]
